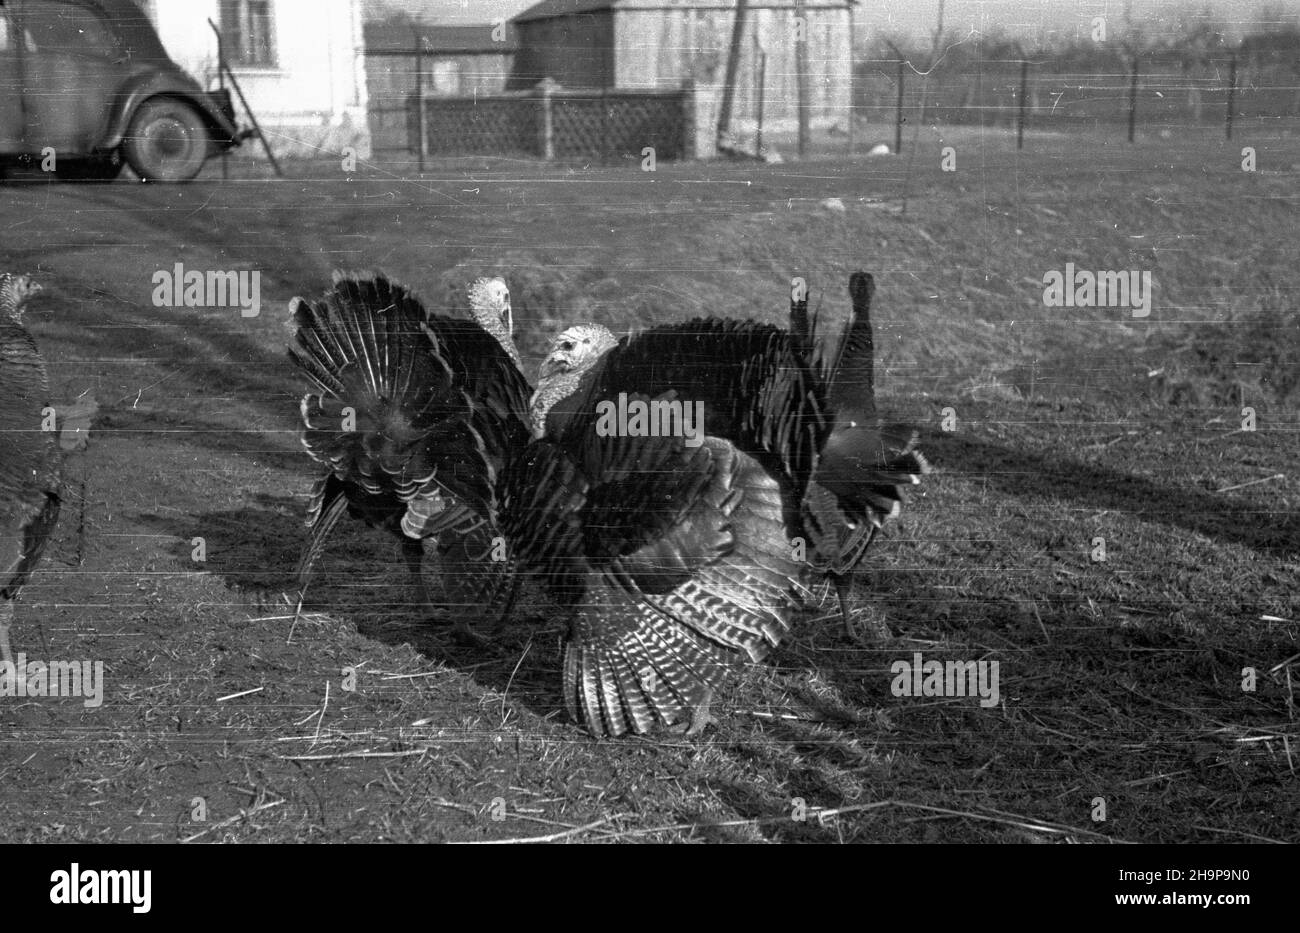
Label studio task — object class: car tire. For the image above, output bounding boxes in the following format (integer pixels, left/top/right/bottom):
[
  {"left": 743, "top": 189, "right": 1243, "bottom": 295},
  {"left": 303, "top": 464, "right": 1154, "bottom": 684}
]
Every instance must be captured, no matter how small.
[
  {"left": 123, "top": 98, "right": 210, "bottom": 183},
  {"left": 56, "top": 150, "right": 124, "bottom": 183}
]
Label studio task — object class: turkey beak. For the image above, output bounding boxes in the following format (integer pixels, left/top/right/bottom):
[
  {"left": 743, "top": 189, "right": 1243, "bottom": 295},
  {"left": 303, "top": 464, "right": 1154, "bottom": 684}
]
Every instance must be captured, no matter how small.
[{"left": 538, "top": 354, "right": 562, "bottom": 380}]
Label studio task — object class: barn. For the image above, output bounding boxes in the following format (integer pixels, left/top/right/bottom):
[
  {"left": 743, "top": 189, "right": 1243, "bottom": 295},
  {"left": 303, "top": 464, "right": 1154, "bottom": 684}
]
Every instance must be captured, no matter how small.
[
  {"left": 508, "top": 0, "right": 856, "bottom": 131},
  {"left": 363, "top": 19, "right": 520, "bottom": 160},
  {"left": 363, "top": 21, "right": 520, "bottom": 101}
]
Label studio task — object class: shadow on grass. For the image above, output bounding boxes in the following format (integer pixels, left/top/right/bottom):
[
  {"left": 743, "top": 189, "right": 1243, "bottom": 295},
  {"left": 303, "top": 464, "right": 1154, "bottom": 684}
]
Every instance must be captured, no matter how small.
[
  {"left": 920, "top": 429, "right": 1299, "bottom": 558},
  {"left": 133, "top": 496, "right": 568, "bottom": 724}
]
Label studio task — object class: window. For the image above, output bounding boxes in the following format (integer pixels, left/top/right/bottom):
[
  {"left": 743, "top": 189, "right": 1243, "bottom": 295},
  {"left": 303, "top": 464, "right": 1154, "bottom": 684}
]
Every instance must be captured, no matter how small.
[
  {"left": 219, "top": 0, "right": 275, "bottom": 68},
  {"left": 20, "top": 0, "right": 122, "bottom": 58},
  {"left": 432, "top": 59, "right": 461, "bottom": 95}
]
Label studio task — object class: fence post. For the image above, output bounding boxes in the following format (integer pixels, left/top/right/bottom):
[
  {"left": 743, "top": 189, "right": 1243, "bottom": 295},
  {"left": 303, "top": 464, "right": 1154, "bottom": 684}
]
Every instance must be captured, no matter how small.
[
  {"left": 716, "top": 0, "right": 750, "bottom": 147},
  {"left": 1017, "top": 58, "right": 1028, "bottom": 149},
  {"left": 215, "top": 24, "right": 227, "bottom": 180},
  {"left": 1127, "top": 55, "right": 1139, "bottom": 143},
  {"left": 683, "top": 79, "right": 700, "bottom": 160},
  {"left": 537, "top": 78, "right": 556, "bottom": 160},
  {"left": 1226, "top": 53, "right": 1237, "bottom": 140},
  {"left": 847, "top": 8, "right": 855, "bottom": 154},
  {"left": 414, "top": 35, "right": 426, "bottom": 170},
  {"left": 755, "top": 49, "right": 767, "bottom": 156},
  {"left": 895, "top": 59, "right": 904, "bottom": 155},
  {"left": 601, "top": 87, "right": 612, "bottom": 164},
  {"left": 794, "top": 0, "right": 809, "bottom": 157}
]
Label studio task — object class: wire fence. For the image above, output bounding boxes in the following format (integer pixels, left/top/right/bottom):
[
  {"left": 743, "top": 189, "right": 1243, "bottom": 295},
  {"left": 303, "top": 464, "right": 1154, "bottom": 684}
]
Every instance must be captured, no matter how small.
[
  {"left": 852, "top": 55, "right": 1299, "bottom": 149},
  {"left": 365, "top": 50, "right": 1298, "bottom": 165}
]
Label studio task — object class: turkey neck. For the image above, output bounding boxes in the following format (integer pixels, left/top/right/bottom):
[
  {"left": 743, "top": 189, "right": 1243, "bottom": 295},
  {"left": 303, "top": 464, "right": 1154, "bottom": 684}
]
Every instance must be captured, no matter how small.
[
  {"left": 0, "top": 316, "right": 59, "bottom": 491},
  {"left": 529, "top": 369, "right": 585, "bottom": 438},
  {"left": 0, "top": 318, "right": 48, "bottom": 395},
  {"left": 470, "top": 306, "right": 521, "bottom": 369}
]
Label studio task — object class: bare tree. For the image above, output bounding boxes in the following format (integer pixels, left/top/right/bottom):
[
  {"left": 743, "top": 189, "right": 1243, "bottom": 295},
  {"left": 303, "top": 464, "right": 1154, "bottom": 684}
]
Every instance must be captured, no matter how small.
[{"left": 899, "top": 0, "right": 946, "bottom": 216}]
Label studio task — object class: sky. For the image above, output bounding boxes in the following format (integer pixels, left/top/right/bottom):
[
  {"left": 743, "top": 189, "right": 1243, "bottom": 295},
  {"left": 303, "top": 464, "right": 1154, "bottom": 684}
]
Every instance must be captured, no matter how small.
[{"left": 365, "top": 0, "right": 1300, "bottom": 40}]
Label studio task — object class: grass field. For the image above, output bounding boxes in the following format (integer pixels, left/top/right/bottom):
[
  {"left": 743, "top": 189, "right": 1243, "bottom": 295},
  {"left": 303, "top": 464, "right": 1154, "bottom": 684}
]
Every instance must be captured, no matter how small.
[{"left": 0, "top": 122, "right": 1296, "bottom": 842}]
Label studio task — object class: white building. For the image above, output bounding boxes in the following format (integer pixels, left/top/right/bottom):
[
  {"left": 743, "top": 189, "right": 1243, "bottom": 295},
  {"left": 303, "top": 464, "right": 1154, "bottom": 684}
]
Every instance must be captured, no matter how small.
[{"left": 142, "top": 0, "right": 370, "bottom": 158}]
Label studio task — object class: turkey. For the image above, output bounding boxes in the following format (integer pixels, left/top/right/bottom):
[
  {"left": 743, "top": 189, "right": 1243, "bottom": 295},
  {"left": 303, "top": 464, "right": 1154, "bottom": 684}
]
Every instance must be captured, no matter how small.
[
  {"left": 0, "top": 274, "right": 59, "bottom": 688},
  {"left": 287, "top": 270, "right": 925, "bottom": 736},
  {"left": 508, "top": 271, "right": 927, "bottom": 735},
  {"left": 287, "top": 274, "right": 528, "bottom": 635},
  {"left": 788, "top": 273, "right": 921, "bottom": 639}
]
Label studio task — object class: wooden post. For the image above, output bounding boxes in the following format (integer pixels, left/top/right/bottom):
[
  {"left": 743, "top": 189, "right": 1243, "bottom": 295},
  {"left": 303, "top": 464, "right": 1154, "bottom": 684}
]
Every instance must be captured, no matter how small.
[
  {"left": 755, "top": 49, "right": 766, "bottom": 156},
  {"left": 681, "top": 78, "right": 696, "bottom": 160},
  {"left": 1017, "top": 58, "right": 1028, "bottom": 149},
  {"left": 216, "top": 22, "right": 228, "bottom": 180},
  {"left": 846, "top": 6, "right": 854, "bottom": 154},
  {"left": 794, "top": 0, "right": 809, "bottom": 158},
  {"left": 414, "top": 34, "right": 426, "bottom": 170},
  {"left": 602, "top": 87, "right": 612, "bottom": 164},
  {"left": 895, "top": 58, "right": 904, "bottom": 155},
  {"left": 716, "top": 0, "right": 750, "bottom": 147},
  {"left": 207, "top": 18, "right": 281, "bottom": 176},
  {"left": 1127, "top": 54, "right": 1139, "bottom": 143},
  {"left": 1225, "top": 52, "right": 1237, "bottom": 140},
  {"left": 538, "top": 78, "right": 556, "bottom": 160}
]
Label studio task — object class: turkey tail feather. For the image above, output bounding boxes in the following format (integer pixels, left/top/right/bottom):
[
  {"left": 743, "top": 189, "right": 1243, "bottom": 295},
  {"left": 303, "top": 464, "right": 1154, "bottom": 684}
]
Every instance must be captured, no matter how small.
[
  {"left": 296, "top": 475, "right": 349, "bottom": 589},
  {"left": 825, "top": 271, "right": 876, "bottom": 417},
  {"left": 557, "top": 443, "right": 804, "bottom": 736}
]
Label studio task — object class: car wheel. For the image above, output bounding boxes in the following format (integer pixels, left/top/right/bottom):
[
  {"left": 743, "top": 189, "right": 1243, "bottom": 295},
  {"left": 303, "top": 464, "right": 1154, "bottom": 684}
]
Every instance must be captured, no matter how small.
[
  {"left": 123, "top": 98, "right": 210, "bottom": 183},
  {"left": 56, "top": 150, "right": 124, "bottom": 183}
]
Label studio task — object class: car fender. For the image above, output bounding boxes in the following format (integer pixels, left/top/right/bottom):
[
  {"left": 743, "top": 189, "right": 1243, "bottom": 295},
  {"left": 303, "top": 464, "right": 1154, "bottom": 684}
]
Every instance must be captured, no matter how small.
[{"left": 100, "top": 74, "right": 241, "bottom": 151}]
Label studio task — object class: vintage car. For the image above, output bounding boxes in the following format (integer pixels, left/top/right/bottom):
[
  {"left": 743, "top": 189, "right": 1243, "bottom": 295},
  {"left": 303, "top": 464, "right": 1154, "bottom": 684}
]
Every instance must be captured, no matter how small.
[{"left": 0, "top": 0, "right": 242, "bottom": 181}]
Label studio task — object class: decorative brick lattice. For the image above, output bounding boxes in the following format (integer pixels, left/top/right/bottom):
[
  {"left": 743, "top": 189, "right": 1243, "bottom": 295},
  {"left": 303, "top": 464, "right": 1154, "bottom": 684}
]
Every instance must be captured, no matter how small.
[
  {"left": 550, "top": 92, "right": 685, "bottom": 161},
  {"left": 400, "top": 88, "right": 688, "bottom": 161},
  {"left": 417, "top": 97, "right": 539, "bottom": 156}
]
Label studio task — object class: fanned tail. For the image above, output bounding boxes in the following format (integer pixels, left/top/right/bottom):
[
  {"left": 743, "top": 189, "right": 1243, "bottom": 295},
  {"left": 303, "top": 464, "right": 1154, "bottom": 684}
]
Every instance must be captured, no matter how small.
[
  {"left": 287, "top": 271, "right": 505, "bottom": 537},
  {"left": 561, "top": 442, "right": 805, "bottom": 736},
  {"left": 564, "top": 587, "right": 731, "bottom": 737}
]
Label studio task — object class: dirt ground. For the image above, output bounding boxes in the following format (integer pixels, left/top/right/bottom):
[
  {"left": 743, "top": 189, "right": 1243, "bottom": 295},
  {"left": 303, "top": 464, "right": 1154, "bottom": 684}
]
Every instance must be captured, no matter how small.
[{"left": 0, "top": 122, "right": 1296, "bottom": 842}]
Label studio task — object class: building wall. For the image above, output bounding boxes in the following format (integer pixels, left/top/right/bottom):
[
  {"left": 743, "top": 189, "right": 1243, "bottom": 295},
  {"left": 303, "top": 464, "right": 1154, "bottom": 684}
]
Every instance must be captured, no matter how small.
[
  {"left": 366, "top": 51, "right": 514, "bottom": 102},
  {"left": 510, "top": 10, "right": 614, "bottom": 89},
  {"left": 612, "top": 3, "right": 851, "bottom": 129},
  {"left": 148, "top": 0, "right": 370, "bottom": 158}
]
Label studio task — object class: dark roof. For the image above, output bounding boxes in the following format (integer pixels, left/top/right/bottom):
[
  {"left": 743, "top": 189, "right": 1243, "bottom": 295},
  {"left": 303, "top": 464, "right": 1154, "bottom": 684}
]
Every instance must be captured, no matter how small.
[
  {"left": 513, "top": 0, "right": 855, "bottom": 23},
  {"left": 364, "top": 22, "right": 519, "bottom": 54},
  {"left": 513, "top": 0, "right": 613, "bottom": 22}
]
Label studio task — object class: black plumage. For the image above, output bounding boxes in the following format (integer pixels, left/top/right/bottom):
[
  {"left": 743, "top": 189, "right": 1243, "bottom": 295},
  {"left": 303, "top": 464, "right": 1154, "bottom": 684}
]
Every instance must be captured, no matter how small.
[
  {"left": 286, "top": 270, "right": 925, "bottom": 737},
  {"left": 286, "top": 272, "right": 530, "bottom": 628},
  {"left": 0, "top": 274, "right": 60, "bottom": 684},
  {"left": 510, "top": 273, "right": 925, "bottom": 734}
]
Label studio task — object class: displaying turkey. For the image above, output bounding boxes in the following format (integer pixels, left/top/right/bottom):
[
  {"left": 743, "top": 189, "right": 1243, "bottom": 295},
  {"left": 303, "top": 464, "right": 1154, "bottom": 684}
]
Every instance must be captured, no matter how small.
[
  {"left": 287, "top": 270, "right": 925, "bottom": 737},
  {"left": 511, "top": 271, "right": 927, "bottom": 735},
  {"left": 0, "top": 274, "right": 59, "bottom": 688},
  {"left": 287, "top": 274, "right": 528, "bottom": 633}
]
